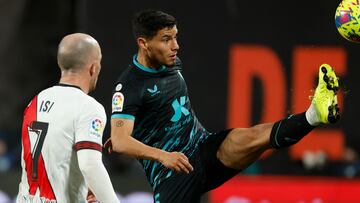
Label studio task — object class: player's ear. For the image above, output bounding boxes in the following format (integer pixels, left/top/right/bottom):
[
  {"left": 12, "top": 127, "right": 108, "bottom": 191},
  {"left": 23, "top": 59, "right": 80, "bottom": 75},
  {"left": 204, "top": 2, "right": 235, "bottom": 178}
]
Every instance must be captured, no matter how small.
[
  {"left": 89, "top": 63, "right": 96, "bottom": 77},
  {"left": 137, "top": 37, "right": 148, "bottom": 50}
]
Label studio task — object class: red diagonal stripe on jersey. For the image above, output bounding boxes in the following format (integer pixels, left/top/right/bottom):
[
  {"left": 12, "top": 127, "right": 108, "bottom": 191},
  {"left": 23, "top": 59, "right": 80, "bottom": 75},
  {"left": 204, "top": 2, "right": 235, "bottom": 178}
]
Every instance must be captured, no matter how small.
[
  {"left": 74, "top": 141, "right": 102, "bottom": 152},
  {"left": 21, "top": 96, "right": 56, "bottom": 200},
  {"left": 22, "top": 96, "right": 38, "bottom": 194},
  {"left": 38, "top": 154, "right": 56, "bottom": 199}
]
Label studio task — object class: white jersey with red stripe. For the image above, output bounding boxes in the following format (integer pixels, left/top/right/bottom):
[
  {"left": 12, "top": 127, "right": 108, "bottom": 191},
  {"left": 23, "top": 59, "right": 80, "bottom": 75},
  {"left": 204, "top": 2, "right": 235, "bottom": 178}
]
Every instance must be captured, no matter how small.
[{"left": 17, "top": 84, "right": 106, "bottom": 203}]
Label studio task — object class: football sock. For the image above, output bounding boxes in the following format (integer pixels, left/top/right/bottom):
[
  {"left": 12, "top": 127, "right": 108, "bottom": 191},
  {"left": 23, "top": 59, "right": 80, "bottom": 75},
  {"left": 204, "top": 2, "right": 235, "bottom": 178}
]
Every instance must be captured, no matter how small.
[
  {"left": 305, "top": 102, "right": 320, "bottom": 126},
  {"left": 270, "top": 112, "right": 315, "bottom": 149}
]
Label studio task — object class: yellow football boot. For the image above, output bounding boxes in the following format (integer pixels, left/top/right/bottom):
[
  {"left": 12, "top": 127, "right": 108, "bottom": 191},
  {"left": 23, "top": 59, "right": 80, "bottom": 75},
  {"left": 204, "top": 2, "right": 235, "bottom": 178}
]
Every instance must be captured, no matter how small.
[{"left": 312, "top": 64, "right": 340, "bottom": 124}]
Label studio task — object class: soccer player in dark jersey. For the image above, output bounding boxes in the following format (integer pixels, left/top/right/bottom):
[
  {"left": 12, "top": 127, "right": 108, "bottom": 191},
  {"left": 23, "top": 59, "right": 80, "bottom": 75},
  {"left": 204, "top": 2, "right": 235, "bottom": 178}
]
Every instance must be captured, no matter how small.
[{"left": 106, "top": 10, "right": 340, "bottom": 203}]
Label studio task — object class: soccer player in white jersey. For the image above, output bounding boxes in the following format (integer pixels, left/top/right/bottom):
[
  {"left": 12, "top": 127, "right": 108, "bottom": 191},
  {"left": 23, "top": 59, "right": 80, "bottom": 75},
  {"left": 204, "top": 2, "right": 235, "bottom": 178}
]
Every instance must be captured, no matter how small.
[{"left": 16, "top": 33, "right": 120, "bottom": 203}]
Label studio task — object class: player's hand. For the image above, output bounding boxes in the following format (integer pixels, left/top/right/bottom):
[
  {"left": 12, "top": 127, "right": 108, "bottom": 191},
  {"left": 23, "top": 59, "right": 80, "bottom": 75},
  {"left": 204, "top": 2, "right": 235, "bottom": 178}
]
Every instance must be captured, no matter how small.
[
  {"left": 87, "top": 190, "right": 99, "bottom": 203},
  {"left": 104, "top": 138, "right": 113, "bottom": 154},
  {"left": 159, "top": 151, "right": 193, "bottom": 174}
]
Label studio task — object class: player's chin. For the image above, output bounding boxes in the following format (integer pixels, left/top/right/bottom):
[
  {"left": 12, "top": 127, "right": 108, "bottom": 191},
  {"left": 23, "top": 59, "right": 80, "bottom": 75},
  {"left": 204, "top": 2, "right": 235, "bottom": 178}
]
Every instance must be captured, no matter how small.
[{"left": 165, "top": 58, "right": 176, "bottom": 67}]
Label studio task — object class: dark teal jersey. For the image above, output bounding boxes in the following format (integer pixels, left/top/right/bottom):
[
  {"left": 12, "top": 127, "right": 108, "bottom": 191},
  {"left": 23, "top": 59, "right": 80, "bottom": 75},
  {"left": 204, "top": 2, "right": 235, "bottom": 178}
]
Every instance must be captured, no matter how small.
[{"left": 111, "top": 55, "right": 209, "bottom": 189}]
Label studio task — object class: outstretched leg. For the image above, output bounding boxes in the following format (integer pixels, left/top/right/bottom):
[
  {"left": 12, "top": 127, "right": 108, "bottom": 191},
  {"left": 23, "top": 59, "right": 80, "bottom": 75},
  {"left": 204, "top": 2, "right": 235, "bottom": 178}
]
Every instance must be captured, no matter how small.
[{"left": 217, "top": 64, "right": 340, "bottom": 170}]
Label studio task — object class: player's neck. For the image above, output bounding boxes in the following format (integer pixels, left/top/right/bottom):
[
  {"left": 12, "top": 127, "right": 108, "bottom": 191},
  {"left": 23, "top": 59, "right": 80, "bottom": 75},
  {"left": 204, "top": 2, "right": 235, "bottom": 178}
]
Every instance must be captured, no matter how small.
[
  {"left": 137, "top": 52, "right": 162, "bottom": 70},
  {"left": 59, "top": 73, "right": 90, "bottom": 94}
]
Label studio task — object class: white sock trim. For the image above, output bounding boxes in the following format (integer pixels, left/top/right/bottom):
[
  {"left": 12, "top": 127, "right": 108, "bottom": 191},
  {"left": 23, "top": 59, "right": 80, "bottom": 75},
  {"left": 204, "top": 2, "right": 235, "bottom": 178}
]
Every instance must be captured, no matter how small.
[{"left": 306, "top": 103, "right": 320, "bottom": 126}]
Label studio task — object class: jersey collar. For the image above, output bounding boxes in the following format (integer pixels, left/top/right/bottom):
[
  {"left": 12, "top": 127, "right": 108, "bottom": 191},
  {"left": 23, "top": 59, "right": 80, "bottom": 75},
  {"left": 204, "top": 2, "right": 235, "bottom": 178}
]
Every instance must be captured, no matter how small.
[{"left": 56, "top": 83, "right": 82, "bottom": 90}]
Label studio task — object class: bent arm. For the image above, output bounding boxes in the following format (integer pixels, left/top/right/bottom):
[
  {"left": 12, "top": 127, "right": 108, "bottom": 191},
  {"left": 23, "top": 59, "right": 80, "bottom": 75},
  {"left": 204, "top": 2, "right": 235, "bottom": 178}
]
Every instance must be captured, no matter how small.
[
  {"left": 110, "top": 118, "right": 164, "bottom": 161},
  {"left": 110, "top": 118, "right": 193, "bottom": 173},
  {"left": 77, "top": 150, "right": 119, "bottom": 203}
]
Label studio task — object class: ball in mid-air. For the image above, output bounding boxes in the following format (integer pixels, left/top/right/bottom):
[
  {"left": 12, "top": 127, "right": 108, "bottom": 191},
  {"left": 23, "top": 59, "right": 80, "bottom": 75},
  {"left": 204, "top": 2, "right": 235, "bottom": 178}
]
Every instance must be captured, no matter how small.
[{"left": 335, "top": 0, "right": 360, "bottom": 43}]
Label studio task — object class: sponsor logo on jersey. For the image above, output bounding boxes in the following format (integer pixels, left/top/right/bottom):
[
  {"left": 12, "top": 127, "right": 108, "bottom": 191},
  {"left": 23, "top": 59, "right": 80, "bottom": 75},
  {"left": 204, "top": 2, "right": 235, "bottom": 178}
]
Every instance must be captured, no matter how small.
[
  {"left": 90, "top": 118, "right": 103, "bottom": 137},
  {"left": 112, "top": 92, "right": 124, "bottom": 112},
  {"left": 170, "top": 96, "right": 190, "bottom": 122}
]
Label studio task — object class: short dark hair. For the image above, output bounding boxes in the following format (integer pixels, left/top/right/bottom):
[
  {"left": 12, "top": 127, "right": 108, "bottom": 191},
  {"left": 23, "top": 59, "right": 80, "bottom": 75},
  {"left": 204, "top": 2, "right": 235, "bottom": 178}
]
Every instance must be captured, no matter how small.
[{"left": 132, "top": 10, "right": 177, "bottom": 39}]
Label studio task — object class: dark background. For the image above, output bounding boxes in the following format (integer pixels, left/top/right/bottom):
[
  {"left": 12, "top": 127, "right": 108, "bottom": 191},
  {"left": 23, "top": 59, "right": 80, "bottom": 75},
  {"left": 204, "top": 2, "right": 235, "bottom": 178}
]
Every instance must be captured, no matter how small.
[{"left": 1, "top": 0, "right": 360, "bottom": 201}]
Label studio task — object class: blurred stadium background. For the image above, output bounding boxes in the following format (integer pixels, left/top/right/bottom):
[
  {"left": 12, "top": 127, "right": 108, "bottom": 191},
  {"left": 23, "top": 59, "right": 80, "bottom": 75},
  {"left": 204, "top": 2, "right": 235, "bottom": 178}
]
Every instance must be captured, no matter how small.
[{"left": 1, "top": 0, "right": 360, "bottom": 202}]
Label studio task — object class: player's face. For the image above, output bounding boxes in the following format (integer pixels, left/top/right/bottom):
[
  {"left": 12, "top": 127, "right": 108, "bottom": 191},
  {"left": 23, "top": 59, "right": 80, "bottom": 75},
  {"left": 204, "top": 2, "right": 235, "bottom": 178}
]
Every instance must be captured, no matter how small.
[{"left": 146, "top": 25, "right": 179, "bottom": 67}]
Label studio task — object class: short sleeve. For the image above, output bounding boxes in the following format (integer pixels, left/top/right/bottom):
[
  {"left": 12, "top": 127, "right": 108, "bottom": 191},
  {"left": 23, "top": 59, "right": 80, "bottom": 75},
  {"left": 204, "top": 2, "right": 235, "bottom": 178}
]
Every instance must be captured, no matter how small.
[
  {"left": 111, "top": 80, "right": 142, "bottom": 121},
  {"left": 74, "top": 99, "right": 106, "bottom": 152}
]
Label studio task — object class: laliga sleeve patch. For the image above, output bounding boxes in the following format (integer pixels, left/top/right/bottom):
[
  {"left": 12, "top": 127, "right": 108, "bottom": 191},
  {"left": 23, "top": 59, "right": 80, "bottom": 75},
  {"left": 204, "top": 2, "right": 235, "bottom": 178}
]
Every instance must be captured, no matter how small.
[
  {"left": 90, "top": 118, "right": 104, "bottom": 138},
  {"left": 112, "top": 92, "right": 124, "bottom": 113}
]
